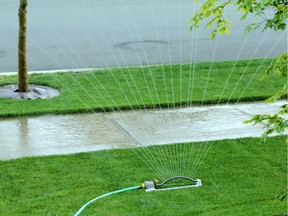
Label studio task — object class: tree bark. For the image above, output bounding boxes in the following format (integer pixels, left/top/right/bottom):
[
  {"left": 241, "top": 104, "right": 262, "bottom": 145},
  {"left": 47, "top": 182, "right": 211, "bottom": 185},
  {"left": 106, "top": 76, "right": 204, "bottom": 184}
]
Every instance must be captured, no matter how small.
[{"left": 18, "top": 0, "right": 28, "bottom": 92}]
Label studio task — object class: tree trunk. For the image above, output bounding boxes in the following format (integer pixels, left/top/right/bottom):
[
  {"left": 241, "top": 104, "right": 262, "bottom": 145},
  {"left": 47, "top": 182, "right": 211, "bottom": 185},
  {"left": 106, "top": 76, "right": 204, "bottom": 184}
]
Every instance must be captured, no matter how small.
[{"left": 18, "top": 0, "right": 28, "bottom": 92}]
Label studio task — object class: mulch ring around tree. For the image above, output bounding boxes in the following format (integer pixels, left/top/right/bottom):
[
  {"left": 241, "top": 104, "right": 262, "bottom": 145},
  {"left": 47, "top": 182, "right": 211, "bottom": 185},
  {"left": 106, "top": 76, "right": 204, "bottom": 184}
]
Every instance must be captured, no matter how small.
[{"left": 0, "top": 84, "right": 60, "bottom": 100}]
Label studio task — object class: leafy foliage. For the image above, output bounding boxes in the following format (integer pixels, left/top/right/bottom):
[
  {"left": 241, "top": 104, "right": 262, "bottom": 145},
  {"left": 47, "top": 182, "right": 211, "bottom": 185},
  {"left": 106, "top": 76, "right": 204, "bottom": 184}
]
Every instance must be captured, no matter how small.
[
  {"left": 267, "top": 52, "right": 288, "bottom": 82},
  {"left": 244, "top": 52, "right": 288, "bottom": 143},
  {"left": 189, "top": 0, "right": 288, "bottom": 39},
  {"left": 244, "top": 104, "right": 288, "bottom": 143}
]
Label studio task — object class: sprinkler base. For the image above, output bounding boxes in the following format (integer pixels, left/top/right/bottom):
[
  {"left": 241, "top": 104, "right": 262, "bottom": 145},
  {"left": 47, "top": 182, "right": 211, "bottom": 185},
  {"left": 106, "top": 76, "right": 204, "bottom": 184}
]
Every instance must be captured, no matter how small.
[{"left": 142, "top": 176, "right": 202, "bottom": 192}]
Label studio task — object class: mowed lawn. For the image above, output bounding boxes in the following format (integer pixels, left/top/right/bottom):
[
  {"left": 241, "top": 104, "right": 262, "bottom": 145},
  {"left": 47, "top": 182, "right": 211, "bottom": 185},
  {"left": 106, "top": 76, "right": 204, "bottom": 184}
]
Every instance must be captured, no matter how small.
[
  {"left": 0, "top": 59, "right": 286, "bottom": 215},
  {"left": 0, "top": 136, "right": 286, "bottom": 215},
  {"left": 0, "top": 58, "right": 285, "bottom": 117}
]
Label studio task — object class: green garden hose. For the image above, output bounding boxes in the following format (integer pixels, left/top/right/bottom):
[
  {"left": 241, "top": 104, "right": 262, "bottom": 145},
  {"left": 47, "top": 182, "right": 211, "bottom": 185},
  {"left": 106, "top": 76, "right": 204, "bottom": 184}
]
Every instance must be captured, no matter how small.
[{"left": 74, "top": 185, "right": 141, "bottom": 216}]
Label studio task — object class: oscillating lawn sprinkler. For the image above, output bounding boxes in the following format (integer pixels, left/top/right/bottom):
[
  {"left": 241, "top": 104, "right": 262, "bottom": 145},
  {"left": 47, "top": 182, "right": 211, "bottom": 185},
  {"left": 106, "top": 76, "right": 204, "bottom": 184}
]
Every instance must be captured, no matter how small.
[
  {"left": 74, "top": 176, "right": 202, "bottom": 215},
  {"left": 141, "top": 176, "right": 202, "bottom": 192}
]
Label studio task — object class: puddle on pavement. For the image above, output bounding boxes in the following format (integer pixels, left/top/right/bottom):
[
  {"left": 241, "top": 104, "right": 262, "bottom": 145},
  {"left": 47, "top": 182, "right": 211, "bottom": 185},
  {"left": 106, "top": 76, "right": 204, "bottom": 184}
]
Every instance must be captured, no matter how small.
[
  {"left": 0, "top": 100, "right": 286, "bottom": 160},
  {"left": 110, "top": 103, "right": 266, "bottom": 146}
]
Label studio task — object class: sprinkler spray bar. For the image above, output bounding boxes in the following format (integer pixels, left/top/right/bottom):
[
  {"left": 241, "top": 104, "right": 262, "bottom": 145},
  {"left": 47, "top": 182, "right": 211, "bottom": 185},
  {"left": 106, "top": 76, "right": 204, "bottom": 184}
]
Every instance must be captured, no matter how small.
[{"left": 141, "top": 176, "right": 202, "bottom": 192}]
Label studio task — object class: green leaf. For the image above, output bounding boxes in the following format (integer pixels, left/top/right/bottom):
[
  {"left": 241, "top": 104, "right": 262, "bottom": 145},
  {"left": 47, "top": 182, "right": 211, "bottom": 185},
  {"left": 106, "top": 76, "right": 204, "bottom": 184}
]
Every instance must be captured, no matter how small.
[
  {"left": 210, "top": 32, "right": 216, "bottom": 40},
  {"left": 224, "top": 27, "right": 230, "bottom": 34}
]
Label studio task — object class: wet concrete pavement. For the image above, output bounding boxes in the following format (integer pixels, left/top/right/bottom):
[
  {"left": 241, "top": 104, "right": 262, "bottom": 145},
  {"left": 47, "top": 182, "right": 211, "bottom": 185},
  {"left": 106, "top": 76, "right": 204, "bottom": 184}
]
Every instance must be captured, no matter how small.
[{"left": 0, "top": 101, "right": 286, "bottom": 160}]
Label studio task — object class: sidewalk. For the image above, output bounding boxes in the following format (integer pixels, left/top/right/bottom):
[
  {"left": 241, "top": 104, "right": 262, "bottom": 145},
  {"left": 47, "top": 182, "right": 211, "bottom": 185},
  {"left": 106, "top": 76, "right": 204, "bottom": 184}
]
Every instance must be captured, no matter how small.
[{"left": 0, "top": 100, "right": 286, "bottom": 160}]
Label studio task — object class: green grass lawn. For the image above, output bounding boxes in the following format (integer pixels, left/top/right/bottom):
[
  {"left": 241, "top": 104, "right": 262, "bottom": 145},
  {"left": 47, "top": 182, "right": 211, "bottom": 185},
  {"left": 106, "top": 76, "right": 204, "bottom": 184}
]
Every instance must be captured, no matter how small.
[
  {"left": 0, "top": 59, "right": 286, "bottom": 215},
  {"left": 0, "top": 136, "right": 286, "bottom": 215},
  {"left": 0, "top": 58, "right": 285, "bottom": 117}
]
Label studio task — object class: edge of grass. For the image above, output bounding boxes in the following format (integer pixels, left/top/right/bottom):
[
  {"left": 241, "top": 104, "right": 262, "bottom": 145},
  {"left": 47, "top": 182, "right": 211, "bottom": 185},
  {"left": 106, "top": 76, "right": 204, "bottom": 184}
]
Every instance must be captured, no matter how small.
[{"left": 0, "top": 58, "right": 284, "bottom": 118}]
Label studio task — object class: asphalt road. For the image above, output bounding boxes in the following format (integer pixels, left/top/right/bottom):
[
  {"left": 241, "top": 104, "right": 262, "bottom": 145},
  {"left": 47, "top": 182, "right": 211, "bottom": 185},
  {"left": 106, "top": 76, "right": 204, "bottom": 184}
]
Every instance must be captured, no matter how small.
[{"left": 0, "top": 0, "right": 287, "bottom": 73}]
